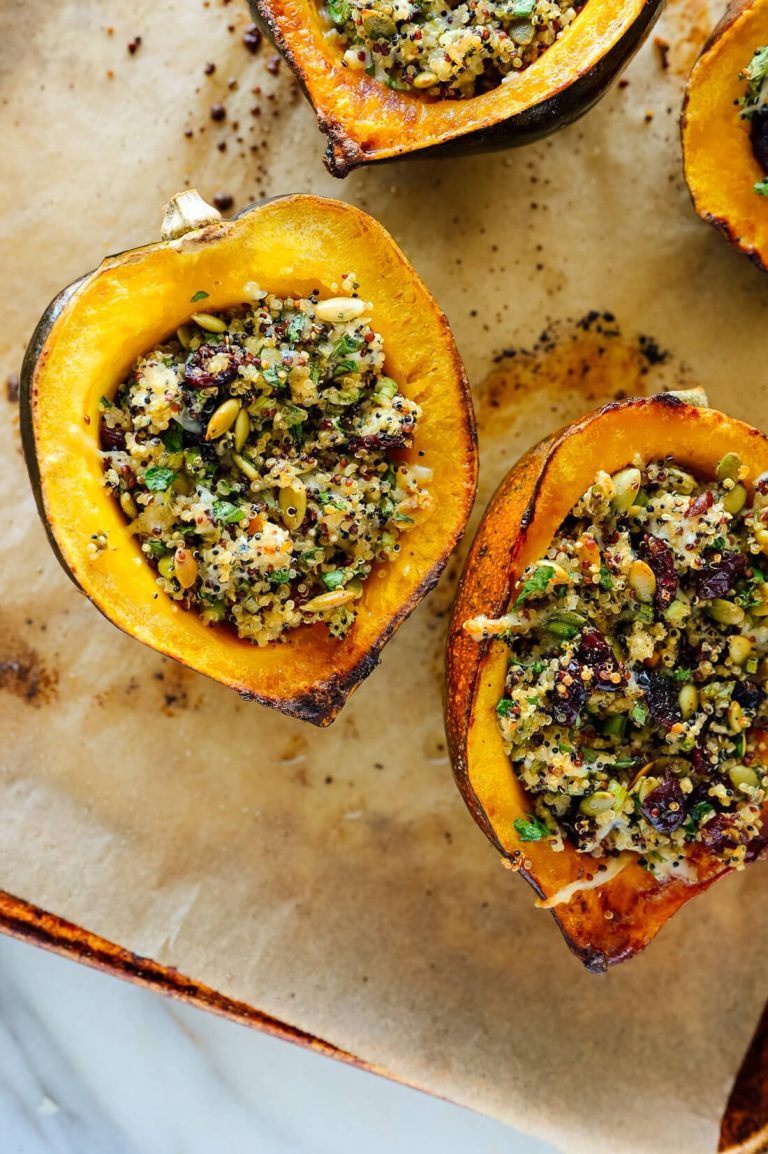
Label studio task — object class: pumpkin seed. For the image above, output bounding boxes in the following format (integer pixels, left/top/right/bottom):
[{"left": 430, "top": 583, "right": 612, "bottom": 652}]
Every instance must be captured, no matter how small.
[
  {"left": 665, "top": 467, "right": 697, "bottom": 495},
  {"left": 192, "top": 311, "right": 227, "bottom": 333},
  {"left": 301, "top": 588, "right": 358, "bottom": 613},
  {"left": 361, "top": 9, "right": 396, "bottom": 38},
  {"left": 629, "top": 559, "right": 656, "bottom": 603},
  {"left": 678, "top": 683, "right": 699, "bottom": 721},
  {"left": 729, "top": 764, "right": 760, "bottom": 790},
  {"left": 652, "top": 756, "right": 692, "bottom": 777},
  {"left": 716, "top": 452, "right": 743, "bottom": 482},
  {"left": 314, "top": 297, "right": 366, "bottom": 324},
  {"left": 174, "top": 547, "right": 198, "bottom": 589},
  {"left": 610, "top": 467, "right": 642, "bottom": 513},
  {"left": 750, "top": 583, "right": 768, "bottom": 617},
  {"left": 727, "top": 699, "right": 748, "bottom": 733},
  {"left": 579, "top": 791, "right": 615, "bottom": 817},
  {"left": 708, "top": 599, "right": 745, "bottom": 626},
  {"left": 722, "top": 482, "right": 747, "bottom": 515},
  {"left": 412, "top": 71, "right": 439, "bottom": 88},
  {"left": 234, "top": 407, "right": 250, "bottom": 453},
  {"left": 176, "top": 324, "right": 194, "bottom": 350},
  {"left": 232, "top": 452, "right": 259, "bottom": 481},
  {"left": 119, "top": 491, "right": 138, "bottom": 520},
  {"left": 729, "top": 635, "right": 754, "bottom": 666},
  {"left": 205, "top": 398, "right": 240, "bottom": 441},
  {"left": 279, "top": 480, "right": 308, "bottom": 531},
  {"left": 664, "top": 598, "right": 689, "bottom": 626},
  {"left": 157, "top": 554, "right": 175, "bottom": 580},
  {"left": 543, "top": 611, "right": 586, "bottom": 640}
]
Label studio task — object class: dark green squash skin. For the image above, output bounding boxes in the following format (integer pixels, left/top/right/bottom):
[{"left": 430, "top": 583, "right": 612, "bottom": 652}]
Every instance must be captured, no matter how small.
[
  {"left": 248, "top": 0, "right": 665, "bottom": 176},
  {"left": 19, "top": 197, "right": 477, "bottom": 726}
]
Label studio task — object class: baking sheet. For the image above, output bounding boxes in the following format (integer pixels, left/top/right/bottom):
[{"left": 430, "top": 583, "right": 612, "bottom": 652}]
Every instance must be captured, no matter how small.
[{"left": 2, "top": 1, "right": 768, "bottom": 1152}]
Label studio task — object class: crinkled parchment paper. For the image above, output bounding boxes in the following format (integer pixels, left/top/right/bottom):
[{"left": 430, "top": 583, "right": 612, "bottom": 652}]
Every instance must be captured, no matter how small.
[{"left": 1, "top": 2, "right": 767, "bottom": 1151}]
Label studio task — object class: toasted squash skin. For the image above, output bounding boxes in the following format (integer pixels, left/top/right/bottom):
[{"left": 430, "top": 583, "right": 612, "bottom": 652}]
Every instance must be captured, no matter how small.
[
  {"left": 445, "top": 394, "right": 768, "bottom": 970},
  {"left": 21, "top": 195, "right": 477, "bottom": 725},
  {"left": 248, "top": 0, "right": 665, "bottom": 175},
  {"left": 682, "top": 0, "right": 768, "bottom": 271}
]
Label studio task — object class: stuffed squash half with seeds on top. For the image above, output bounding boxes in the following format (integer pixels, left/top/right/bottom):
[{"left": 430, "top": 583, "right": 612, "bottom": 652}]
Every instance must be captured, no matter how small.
[
  {"left": 21, "top": 191, "right": 477, "bottom": 725},
  {"left": 683, "top": 0, "right": 768, "bottom": 270},
  {"left": 248, "top": 0, "right": 665, "bottom": 175},
  {"left": 446, "top": 392, "right": 768, "bottom": 971}
]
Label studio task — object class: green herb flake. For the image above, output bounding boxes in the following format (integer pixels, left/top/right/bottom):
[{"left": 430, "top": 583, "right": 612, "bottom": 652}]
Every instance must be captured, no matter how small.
[
  {"left": 269, "top": 569, "right": 292, "bottom": 586},
  {"left": 756, "top": 180, "right": 768, "bottom": 198},
  {"left": 143, "top": 466, "right": 176, "bottom": 492},
  {"left": 599, "top": 564, "right": 613, "bottom": 591},
  {"left": 683, "top": 800, "right": 715, "bottom": 838},
  {"left": 496, "top": 697, "right": 515, "bottom": 718},
  {"left": 673, "top": 668, "right": 693, "bottom": 682},
  {"left": 212, "top": 500, "right": 247, "bottom": 524},
  {"left": 630, "top": 702, "right": 648, "bottom": 726},
  {"left": 322, "top": 570, "right": 346, "bottom": 591},
  {"left": 515, "top": 565, "right": 554, "bottom": 608},
  {"left": 513, "top": 814, "right": 549, "bottom": 842},
  {"left": 190, "top": 290, "right": 210, "bottom": 303},
  {"left": 327, "top": 0, "right": 351, "bottom": 24},
  {"left": 162, "top": 424, "right": 184, "bottom": 452}
]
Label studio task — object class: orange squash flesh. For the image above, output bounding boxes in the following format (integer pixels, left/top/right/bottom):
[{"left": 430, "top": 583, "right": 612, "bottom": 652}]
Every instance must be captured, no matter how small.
[
  {"left": 682, "top": 0, "right": 768, "bottom": 271},
  {"left": 22, "top": 195, "right": 477, "bottom": 725},
  {"left": 249, "top": 0, "right": 664, "bottom": 175},
  {"left": 445, "top": 394, "right": 768, "bottom": 971}
]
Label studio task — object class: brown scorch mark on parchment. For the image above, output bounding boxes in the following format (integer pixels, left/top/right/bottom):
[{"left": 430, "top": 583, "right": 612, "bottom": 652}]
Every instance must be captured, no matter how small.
[
  {"left": 0, "top": 630, "right": 58, "bottom": 707},
  {"left": 477, "top": 311, "right": 693, "bottom": 445}
]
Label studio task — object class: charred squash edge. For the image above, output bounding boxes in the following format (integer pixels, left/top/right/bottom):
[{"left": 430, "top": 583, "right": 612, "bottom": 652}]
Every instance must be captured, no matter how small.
[
  {"left": 445, "top": 393, "right": 768, "bottom": 971},
  {"left": 21, "top": 194, "right": 477, "bottom": 726},
  {"left": 248, "top": 0, "right": 665, "bottom": 176}
]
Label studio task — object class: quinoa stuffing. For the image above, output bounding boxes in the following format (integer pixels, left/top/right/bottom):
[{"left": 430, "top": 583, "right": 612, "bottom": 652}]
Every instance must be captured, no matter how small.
[
  {"left": 465, "top": 454, "right": 768, "bottom": 879},
  {"left": 323, "top": 0, "right": 583, "bottom": 99},
  {"left": 739, "top": 44, "right": 768, "bottom": 196},
  {"left": 99, "top": 284, "right": 431, "bottom": 645}
]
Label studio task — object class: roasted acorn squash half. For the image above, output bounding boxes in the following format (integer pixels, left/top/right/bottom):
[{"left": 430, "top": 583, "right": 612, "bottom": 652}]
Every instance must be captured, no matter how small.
[
  {"left": 445, "top": 392, "right": 768, "bottom": 971},
  {"left": 248, "top": 0, "right": 665, "bottom": 176},
  {"left": 21, "top": 192, "right": 477, "bottom": 725},
  {"left": 682, "top": 0, "right": 768, "bottom": 271}
]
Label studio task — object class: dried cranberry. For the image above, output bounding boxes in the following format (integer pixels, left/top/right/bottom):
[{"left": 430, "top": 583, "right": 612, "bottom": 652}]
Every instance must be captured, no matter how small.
[
  {"left": 347, "top": 432, "right": 407, "bottom": 453},
  {"left": 700, "top": 813, "right": 739, "bottom": 854},
  {"left": 688, "top": 489, "right": 714, "bottom": 517},
  {"left": 641, "top": 777, "right": 687, "bottom": 834},
  {"left": 184, "top": 343, "right": 240, "bottom": 389},
  {"left": 576, "top": 629, "right": 626, "bottom": 691},
  {"left": 733, "top": 680, "right": 765, "bottom": 712},
  {"left": 751, "top": 107, "right": 768, "bottom": 173},
  {"left": 100, "top": 421, "right": 126, "bottom": 450},
  {"left": 689, "top": 744, "right": 714, "bottom": 777},
  {"left": 638, "top": 535, "right": 678, "bottom": 610},
  {"left": 636, "top": 669, "right": 682, "bottom": 727},
  {"left": 551, "top": 658, "right": 587, "bottom": 726},
  {"left": 694, "top": 550, "right": 746, "bottom": 600}
]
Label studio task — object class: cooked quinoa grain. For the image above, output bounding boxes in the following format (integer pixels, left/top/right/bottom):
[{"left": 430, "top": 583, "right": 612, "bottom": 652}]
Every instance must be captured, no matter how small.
[
  {"left": 99, "top": 287, "right": 430, "bottom": 645},
  {"left": 465, "top": 455, "right": 768, "bottom": 878},
  {"left": 324, "top": 0, "right": 583, "bottom": 99}
]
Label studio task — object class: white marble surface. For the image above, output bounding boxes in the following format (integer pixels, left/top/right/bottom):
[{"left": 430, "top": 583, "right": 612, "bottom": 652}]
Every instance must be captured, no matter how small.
[{"left": 0, "top": 933, "right": 560, "bottom": 1154}]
